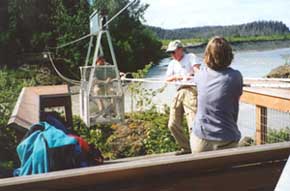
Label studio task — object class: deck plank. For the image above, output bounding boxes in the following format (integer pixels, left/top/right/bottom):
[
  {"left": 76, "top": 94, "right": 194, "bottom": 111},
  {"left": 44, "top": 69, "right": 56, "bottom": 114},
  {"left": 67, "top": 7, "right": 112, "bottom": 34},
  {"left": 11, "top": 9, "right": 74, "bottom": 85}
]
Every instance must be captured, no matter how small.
[{"left": 0, "top": 142, "right": 290, "bottom": 191}]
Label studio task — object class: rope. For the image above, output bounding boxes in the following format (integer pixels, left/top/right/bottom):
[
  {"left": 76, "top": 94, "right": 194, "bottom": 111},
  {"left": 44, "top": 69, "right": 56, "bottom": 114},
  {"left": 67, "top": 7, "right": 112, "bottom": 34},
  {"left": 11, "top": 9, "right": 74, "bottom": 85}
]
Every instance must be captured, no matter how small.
[
  {"left": 245, "top": 77, "right": 290, "bottom": 82},
  {"left": 47, "top": 52, "right": 81, "bottom": 85},
  {"left": 121, "top": 77, "right": 290, "bottom": 88},
  {"left": 122, "top": 77, "right": 194, "bottom": 86},
  {"left": 143, "top": 77, "right": 290, "bottom": 83}
]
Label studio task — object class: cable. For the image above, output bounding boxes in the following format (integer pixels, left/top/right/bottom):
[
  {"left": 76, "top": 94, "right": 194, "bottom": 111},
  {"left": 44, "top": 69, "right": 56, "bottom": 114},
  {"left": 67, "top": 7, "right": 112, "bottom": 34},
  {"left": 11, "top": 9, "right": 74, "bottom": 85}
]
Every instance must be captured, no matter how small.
[
  {"left": 46, "top": 52, "right": 81, "bottom": 85},
  {"left": 48, "top": 33, "right": 93, "bottom": 50},
  {"left": 103, "top": 0, "right": 137, "bottom": 28}
]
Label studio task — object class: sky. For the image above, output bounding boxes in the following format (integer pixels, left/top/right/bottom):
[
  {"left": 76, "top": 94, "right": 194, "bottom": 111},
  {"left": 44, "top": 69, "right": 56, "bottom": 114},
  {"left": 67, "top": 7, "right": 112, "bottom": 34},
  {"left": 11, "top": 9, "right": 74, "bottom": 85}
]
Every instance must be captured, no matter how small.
[{"left": 140, "top": 0, "right": 290, "bottom": 29}]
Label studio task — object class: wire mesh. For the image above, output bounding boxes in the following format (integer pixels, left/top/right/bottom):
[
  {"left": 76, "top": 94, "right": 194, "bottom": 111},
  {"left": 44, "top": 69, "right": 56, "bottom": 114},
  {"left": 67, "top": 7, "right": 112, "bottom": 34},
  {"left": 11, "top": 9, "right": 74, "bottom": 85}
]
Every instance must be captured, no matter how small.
[
  {"left": 265, "top": 108, "right": 290, "bottom": 143},
  {"left": 79, "top": 65, "right": 124, "bottom": 126},
  {"left": 238, "top": 102, "right": 256, "bottom": 138},
  {"left": 123, "top": 80, "right": 175, "bottom": 113}
]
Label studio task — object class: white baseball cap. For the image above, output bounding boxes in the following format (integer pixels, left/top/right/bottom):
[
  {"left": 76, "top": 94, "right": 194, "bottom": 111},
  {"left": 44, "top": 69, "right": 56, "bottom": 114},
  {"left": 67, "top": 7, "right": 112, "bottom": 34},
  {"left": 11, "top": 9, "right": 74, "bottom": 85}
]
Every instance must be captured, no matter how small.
[{"left": 166, "top": 40, "right": 184, "bottom": 53}]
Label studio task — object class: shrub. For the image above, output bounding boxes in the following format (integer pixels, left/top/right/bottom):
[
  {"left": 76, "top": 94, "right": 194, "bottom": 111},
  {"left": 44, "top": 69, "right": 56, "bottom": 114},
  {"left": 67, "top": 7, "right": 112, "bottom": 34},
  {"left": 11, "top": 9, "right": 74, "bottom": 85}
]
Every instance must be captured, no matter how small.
[
  {"left": 72, "top": 115, "right": 114, "bottom": 158},
  {"left": 267, "top": 127, "right": 290, "bottom": 143}
]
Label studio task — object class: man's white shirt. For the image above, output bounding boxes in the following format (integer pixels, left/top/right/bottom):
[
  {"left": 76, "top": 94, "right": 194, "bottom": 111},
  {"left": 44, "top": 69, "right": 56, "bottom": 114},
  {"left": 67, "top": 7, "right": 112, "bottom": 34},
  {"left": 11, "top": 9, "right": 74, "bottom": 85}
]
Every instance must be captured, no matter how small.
[{"left": 166, "top": 53, "right": 198, "bottom": 80}]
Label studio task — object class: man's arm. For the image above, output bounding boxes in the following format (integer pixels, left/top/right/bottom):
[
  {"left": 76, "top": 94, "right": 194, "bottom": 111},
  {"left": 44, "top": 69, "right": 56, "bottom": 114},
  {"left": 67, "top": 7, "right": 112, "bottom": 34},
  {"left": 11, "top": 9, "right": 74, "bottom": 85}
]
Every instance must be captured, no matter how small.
[
  {"left": 193, "top": 64, "right": 201, "bottom": 74},
  {"left": 166, "top": 75, "right": 183, "bottom": 82}
]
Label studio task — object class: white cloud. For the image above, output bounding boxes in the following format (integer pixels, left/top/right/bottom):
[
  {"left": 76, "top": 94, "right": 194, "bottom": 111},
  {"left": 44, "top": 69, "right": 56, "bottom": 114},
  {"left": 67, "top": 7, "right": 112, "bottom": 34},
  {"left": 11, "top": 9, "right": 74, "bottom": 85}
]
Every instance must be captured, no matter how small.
[{"left": 141, "top": 0, "right": 290, "bottom": 29}]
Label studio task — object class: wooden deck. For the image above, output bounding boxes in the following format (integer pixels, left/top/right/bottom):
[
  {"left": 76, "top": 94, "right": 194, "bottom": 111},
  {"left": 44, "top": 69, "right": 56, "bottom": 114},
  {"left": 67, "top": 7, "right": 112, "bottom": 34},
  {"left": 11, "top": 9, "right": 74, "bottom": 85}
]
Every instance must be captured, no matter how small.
[
  {"left": 244, "top": 78, "right": 290, "bottom": 90},
  {"left": 241, "top": 87, "right": 290, "bottom": 112},
  {"left": 0, "top": 142, "right": 289, "bottom": 191}
]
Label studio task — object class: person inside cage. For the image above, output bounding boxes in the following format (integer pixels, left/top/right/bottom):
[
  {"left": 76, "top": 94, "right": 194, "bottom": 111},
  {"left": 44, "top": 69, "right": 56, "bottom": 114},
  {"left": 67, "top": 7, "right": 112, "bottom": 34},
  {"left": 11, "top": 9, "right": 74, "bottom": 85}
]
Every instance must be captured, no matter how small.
[
  {"left": 93, "top": 56, "right": 117, "bottom": 118},
  {"left": 190, "top": 36, "right": 243, "bottom": 153}
]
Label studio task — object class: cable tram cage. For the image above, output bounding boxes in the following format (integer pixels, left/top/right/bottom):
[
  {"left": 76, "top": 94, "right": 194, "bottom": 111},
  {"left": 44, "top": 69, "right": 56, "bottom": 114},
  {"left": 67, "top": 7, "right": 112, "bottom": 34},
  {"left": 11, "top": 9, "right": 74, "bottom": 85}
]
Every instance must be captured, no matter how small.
[
  {"left": 79, "top": 9, "right": 124, "bottom": 126},
  {"left": 79, "top": 65, "right": 124, "bottom": 126}
]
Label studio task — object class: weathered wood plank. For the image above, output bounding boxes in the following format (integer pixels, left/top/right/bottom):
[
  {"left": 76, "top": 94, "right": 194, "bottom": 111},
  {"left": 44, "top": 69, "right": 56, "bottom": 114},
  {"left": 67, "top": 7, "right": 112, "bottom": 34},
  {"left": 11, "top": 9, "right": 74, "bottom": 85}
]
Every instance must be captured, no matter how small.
[
  {"left": 7, "top": 87, "right": 40, "bottom": 139},
  {"left": 241, "top": 88, "right": 290, "bottom": 112},
  {"left": 0, "top": 142, "right": 289, "bottom": 191},
  {"left": 94, "top": 161, "right": 284, "bottom": 191},
  {"left": 7, "top": 85, "right": 73, "bottom": 138},
  {"left": 243, "top": 86, "right": 290, "bottom": 100}
]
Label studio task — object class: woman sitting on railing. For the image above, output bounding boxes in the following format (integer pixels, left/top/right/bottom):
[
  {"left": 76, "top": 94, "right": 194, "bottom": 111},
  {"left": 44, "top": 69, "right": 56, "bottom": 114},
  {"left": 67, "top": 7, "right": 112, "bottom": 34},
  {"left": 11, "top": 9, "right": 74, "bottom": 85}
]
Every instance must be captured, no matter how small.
[{"left": 190, "top": 36, "right": 243, "bottom": 153}]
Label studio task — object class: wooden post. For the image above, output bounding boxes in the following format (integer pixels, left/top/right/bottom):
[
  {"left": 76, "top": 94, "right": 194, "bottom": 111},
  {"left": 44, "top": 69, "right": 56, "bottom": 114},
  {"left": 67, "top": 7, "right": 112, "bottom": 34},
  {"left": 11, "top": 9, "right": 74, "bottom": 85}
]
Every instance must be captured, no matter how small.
[
  {"left": 256, "top": 105, "right": 267, "bottom": 145},
  {"left": 64, "top": 96, "right": 73, "bottom": 128}
]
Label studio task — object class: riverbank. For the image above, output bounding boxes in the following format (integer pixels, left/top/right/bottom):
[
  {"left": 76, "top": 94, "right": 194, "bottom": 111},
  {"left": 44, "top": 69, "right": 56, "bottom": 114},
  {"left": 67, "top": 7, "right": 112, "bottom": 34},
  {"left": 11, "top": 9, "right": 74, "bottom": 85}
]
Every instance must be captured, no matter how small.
[
  {"left": 186, "top": 39, "right": 290, "bottom": 54},
  {"left": 267, "top": 64, "right": 290, "bottom": 78}
]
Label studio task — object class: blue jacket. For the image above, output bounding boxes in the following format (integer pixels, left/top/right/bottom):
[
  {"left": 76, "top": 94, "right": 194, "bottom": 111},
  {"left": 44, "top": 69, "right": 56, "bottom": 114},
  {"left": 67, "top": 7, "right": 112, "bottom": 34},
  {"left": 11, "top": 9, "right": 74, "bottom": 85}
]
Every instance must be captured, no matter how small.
[{"left": 14, "top": 122, "right": 77, "bottom": 176}]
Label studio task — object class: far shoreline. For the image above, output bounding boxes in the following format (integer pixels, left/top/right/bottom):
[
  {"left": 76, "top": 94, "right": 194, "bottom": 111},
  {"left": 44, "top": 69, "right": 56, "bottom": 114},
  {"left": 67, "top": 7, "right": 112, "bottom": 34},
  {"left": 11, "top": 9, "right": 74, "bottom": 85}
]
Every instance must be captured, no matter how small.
[{"left": 186, "top": 39, "right": 290, "bottom": 54}]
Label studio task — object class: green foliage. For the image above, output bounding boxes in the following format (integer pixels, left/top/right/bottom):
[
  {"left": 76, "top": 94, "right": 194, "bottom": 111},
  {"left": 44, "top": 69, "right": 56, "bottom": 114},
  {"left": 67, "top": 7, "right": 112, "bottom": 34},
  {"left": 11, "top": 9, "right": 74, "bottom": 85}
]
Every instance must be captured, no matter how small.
[
  {"left": 133, "top": 106, "right": 180, "bottom": 154},
  {"left": 105, "top": 107, "right": 180, "bottom": 159},
  {"left": 0, "top": 69, "right": 36, "bottom": 126},
  {"left": 49, "top": 0, "right": 90, "bottom": 75},
  {"left": 131, "top": 63, "right": 152, "bottom": 78},
  {"left": 0, "top": 0, "right": 54, "bottom": 67},
  {"left": 72, "top": 115, "right": 114, "bottom": 158},
  {"left": 106, "top": 118, "right": 147, "bottom": 159},
  {"left": 0, "top": 161, "right": 14, "bottom": 170},
  {"left": 127, "top": 63, "right": 166, "bottom": 110},
  {"left": 0, "top": 160, "right": 14, "bottom": 177},
  {"left": 267, "top": 127, "right": 290, "bottom": 144}
]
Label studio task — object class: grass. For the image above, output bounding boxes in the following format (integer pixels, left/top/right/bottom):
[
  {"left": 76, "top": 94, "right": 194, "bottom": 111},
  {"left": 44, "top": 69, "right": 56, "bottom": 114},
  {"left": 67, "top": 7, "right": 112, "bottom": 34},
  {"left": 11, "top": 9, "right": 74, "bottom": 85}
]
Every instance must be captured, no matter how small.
[{"left": 161, "top": 34, "right": 290, "bottom": 47}]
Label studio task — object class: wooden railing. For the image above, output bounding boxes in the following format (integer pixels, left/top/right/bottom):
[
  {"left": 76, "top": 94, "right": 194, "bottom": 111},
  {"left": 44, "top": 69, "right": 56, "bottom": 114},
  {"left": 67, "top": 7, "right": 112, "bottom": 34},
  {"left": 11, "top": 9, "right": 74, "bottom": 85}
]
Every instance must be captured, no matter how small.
[
  {"left": 1, "top": 142, "right": 290, "bottom": 191},
  {"left": 240, "top": 87, "right": 290, "bottom": 145}
]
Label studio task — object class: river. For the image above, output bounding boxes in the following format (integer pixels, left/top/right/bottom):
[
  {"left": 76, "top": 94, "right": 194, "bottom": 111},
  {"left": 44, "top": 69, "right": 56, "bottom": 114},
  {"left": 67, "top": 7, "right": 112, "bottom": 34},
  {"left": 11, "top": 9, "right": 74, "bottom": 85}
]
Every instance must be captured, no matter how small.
[
  {"left": 135, "top": 47, "right": 290, "bottom": 138},
  {"left": 150, "top": 47, "right": 290, "bottom": 78}
]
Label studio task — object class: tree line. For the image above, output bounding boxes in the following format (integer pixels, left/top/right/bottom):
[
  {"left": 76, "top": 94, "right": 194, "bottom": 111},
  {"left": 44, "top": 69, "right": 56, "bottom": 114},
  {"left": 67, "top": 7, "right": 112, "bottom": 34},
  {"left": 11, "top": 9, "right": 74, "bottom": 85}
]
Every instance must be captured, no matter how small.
[
  {"left": 0, "top": 0, "right": 163, "bottom": 73},
  {"left": 149, "top": 21, "right": 290, "bottom": 40}
]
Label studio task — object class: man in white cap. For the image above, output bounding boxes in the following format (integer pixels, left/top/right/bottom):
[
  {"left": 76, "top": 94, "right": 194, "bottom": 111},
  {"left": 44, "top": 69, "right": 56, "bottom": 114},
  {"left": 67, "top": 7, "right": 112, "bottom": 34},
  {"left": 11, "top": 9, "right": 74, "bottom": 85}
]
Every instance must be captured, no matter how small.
[{"left": 166, "top": 40, "right": 198, "bottom": 155}]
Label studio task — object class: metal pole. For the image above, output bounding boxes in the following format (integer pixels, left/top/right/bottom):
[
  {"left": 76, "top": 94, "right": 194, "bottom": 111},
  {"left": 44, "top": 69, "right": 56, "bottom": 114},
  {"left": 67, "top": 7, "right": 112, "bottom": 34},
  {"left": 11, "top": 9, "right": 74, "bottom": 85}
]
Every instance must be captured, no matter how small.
[{"left": 85, "top": 36, "right": 94, "bottom": 66}]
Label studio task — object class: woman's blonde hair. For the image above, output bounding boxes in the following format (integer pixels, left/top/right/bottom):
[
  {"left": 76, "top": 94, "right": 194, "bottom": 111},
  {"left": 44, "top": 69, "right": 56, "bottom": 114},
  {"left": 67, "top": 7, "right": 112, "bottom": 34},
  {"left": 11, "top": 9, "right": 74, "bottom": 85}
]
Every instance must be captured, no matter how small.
[{"left": 204, "top": 36, "right": 233, "bottom": 70}]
